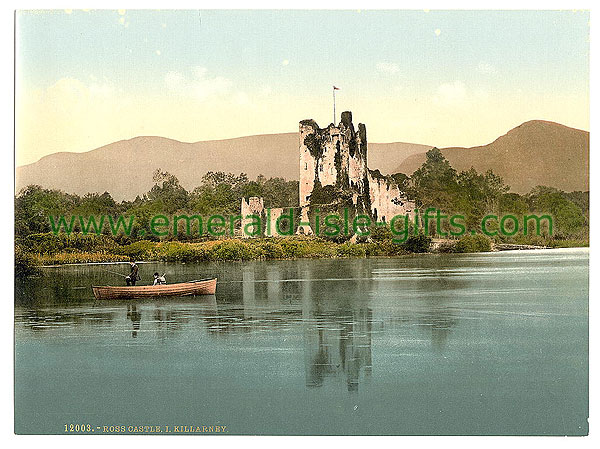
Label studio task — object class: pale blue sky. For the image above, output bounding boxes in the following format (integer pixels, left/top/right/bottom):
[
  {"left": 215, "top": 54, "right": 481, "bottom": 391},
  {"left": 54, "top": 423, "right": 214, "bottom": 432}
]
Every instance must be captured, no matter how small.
[{"left": 16, "top": 9, "right": 590, "bottom": 165}]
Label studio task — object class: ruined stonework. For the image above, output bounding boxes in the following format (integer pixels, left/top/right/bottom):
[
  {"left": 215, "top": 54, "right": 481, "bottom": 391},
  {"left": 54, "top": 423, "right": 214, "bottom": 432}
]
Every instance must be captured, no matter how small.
[
  {"left": 299, "top": 111, "right": 368, "bottom": 210},
  {"left": 241, "top": 111, "right": 414, "bottom": 237},
  {"left": 240, "top": 197, "right": 264, "bottom": 238},
  {"left": 299, "top": 111, "right": 414, "bottom": 228},
  {"left": 267, "top": 207, "right": 286, "bottom": 236},
  {"left": 240, "top": 197, "right": 288, "bottom": 237},
  {"left": 367, "top": 170, "right": 414, "bottom": 223}
]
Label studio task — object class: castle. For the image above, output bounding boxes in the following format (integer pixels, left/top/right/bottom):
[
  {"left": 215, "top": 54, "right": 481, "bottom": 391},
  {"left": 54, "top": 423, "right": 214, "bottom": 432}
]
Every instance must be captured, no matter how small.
[{"left": 241, "top": 111, "right": 414, "bottom": 237}]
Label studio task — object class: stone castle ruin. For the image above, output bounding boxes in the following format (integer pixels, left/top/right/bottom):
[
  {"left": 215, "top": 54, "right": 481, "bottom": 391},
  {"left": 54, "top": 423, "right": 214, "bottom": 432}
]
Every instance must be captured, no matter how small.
[{"left": 241, "top": 111, "right": 414, "bottom": 237}]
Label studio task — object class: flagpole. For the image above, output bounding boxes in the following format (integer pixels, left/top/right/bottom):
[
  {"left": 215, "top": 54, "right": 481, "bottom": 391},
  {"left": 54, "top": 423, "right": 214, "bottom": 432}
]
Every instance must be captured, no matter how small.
[{"left": 333, "top": 86, "right": 336, "bottom": 125}]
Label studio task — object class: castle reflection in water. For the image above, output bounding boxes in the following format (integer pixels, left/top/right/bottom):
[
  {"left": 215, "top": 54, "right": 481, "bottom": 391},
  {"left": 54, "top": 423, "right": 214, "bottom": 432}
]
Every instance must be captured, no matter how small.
[
  {"left": 17, "top": 258, "right": 459, "bottom": 393},
  {"left": 239, "top": 261, "right": 374, "bottom": 392}
]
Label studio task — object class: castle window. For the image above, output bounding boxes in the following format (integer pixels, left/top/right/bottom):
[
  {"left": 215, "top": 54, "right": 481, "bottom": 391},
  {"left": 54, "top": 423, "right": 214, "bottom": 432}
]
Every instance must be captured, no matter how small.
[
  {"left": 319, "top": 165, "right": 323, "bottom": 172},
  {"left": 305, "top": 162, "right": 308, "bottom": 170}
]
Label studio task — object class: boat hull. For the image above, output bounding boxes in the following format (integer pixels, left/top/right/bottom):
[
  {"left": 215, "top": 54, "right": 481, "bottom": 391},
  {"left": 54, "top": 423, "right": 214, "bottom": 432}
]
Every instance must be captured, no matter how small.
[{"left": 92, "top": 278, "right": 217, "bottom": 300}]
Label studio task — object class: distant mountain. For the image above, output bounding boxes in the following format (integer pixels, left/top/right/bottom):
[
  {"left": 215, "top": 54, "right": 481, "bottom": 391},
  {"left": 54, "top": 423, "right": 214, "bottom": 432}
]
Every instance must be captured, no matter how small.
[
  {"left": 393, "top": 120, "right": 589, "bottom": 194},
  {"left": 15, "top": 133, "right": 431, "bottom": 201},
  {"left": 16, "top": 120, "right": 588, "bottom": 200}
]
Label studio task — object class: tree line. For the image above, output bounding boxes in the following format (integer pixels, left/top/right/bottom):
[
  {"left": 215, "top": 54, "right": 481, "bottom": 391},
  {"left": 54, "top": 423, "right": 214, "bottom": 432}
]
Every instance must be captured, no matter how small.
[
  {"left": 15, "top": 149, "right": 588, "bottom": 243},
  {"left": 15, "top": 170, "right": 299, "bottom": 241}
]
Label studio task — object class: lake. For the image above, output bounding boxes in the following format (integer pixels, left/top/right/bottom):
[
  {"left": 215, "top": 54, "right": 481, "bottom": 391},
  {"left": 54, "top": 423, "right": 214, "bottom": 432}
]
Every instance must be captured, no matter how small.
[{"left": 14, "top": 248, "right": 588, "bottom": 435}]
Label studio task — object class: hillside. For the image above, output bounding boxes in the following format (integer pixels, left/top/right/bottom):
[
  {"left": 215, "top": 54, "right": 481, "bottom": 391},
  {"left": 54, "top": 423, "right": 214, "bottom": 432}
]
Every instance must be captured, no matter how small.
[
  {"left": 393, "top": 120, "right": 589, "bottom": 194},
  {"left": 15, "top": 133, "right": 430, "bottom": 201}
]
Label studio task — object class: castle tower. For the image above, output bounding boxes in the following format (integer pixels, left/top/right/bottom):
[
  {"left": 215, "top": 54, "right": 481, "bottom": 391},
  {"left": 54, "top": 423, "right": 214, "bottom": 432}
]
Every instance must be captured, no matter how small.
[
  {"left": 299, "top": 111, "right": 369, "bottom": 208},
  {"left": 242, "top": 111, "right": 415, "bottom": 238}
]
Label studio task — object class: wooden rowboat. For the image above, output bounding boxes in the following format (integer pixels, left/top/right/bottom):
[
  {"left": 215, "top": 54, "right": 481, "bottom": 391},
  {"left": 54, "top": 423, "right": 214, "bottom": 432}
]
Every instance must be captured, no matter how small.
[{"left": 92, "top": 278, "right": 217, "bottom": 300}]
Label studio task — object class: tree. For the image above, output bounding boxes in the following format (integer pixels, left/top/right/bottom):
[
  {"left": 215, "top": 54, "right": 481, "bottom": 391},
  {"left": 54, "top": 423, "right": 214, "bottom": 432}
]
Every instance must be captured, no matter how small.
[
  {"left": 147, "top": 169, "right": 189, "bottom": 214},
  {"left": 528, "top": 186, "right": 586, "bottom": 238},
  {"left": 408, "top": 148, "right": 459, "bottom": 209},
  {"left": 15, "top": 185, "right": 78, "bottom": 236},
  {"left": 455, "top": 167, "right": 509, "bottom": 229}
]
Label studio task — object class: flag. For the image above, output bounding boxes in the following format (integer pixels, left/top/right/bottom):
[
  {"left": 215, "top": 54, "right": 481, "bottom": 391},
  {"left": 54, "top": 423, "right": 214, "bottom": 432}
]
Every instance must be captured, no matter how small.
[{"left": 333, "top": 86, "right": 340, "bottom": 90}]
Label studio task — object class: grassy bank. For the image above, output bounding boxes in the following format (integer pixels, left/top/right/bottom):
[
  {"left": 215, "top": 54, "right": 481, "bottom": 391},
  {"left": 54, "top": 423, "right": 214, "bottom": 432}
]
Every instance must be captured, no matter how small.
[
  {"left": 15, "top": 232, "right": 587, "bottom": 274},
  {"left": 17, "top": 233, "right": 431, "bottom": 269}
]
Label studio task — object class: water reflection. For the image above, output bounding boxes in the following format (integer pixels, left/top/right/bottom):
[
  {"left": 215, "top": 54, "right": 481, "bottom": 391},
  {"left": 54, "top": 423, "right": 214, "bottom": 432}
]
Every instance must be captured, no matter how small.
[
  {"left": 15, "top": 252, "right": 587, "bottom": 393},
  {"left": 15, "top": 258, "right": 464, "bottom": 393},
  {"left": 14, "top": 250, "right": 590, "bottom": 435},
  {"left": 126, "top": 304, "right": 141, "bottom": 338},
  {"left": 304, "top": 308, "right": 373, "bottom": 392}
]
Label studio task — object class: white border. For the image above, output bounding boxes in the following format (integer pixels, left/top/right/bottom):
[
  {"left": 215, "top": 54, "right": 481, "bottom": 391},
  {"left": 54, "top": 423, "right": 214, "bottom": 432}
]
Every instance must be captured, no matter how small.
[{"left": 3, "top": 1, "right": 596, "bottom": 448}]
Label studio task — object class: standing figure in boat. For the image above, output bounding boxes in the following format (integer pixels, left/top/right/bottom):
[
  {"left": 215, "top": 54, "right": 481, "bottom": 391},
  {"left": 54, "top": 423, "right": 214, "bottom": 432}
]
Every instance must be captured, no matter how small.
[{"left": 125, "top": 261, "right": 140, "bottom": 286}]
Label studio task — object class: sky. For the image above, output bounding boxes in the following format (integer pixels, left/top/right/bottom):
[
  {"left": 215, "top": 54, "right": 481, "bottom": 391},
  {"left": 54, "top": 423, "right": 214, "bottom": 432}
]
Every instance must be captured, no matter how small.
[{"left": 16, "top": 9, "right": 590, "bottom": 166}]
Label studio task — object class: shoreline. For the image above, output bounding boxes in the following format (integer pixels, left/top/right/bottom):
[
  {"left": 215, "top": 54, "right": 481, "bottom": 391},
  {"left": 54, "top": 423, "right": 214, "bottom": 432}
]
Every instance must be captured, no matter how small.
[
  {"left": 16, "top": 235, "right": 588, "bottom": 276},
  {"left": 30, "top": 245, "right": 589, "bottom": 269}
]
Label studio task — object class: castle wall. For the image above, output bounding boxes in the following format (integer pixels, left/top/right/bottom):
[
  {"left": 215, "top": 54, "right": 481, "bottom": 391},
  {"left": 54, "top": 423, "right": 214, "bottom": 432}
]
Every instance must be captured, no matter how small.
[
  {"left": 297, "top": 206, "right": 313, "bottom": 235},
  {"left": 240, "top": 196, "right": 264, "bottom": 238},
  {"left": 367, "top": 172, "right": 415, "bottom": 223},
  {"left": 267, "top": 207, "right": 285, "bottom": 236},
  {"left": 246, "top": 111, "right": 414, "bottom": 238},
  {"left": 240, "top": 198, "right": 289, "bottom": 237},
  {"left": 348, "top": 123, "right": 368, "bottom": 192},
  {"left": 299, "top": 120, "right": 319, "bottom": 207}
]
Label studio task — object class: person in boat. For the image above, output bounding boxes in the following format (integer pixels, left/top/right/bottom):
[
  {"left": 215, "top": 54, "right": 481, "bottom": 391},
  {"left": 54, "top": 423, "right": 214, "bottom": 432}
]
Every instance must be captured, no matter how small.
[
  {"left": 153, "top": 272, "right": 166, "bottom": 285},
  {"left": 125, "top": 261, "right": 140, "bottom": 286}
]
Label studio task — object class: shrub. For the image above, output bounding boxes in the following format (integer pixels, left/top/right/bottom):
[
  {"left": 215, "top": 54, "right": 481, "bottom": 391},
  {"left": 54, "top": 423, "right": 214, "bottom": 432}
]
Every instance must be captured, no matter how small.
[
  {"left": 15, "top": 244, "right": 37, "bottom": 277},
  {"left": 32, "top": 252, "right": 129, "bottom": 265},
  {"left": 156, "top": 242, "right": 203, "bottom": 262},
  {"left": 337, "top": 242, "right": 366, "bottom": 258},
  {"left": 117, "top": 240, "right": 158, "bottom": 261},
  {"left": 369, "top": 225, "right": 394, "bottom": 242},
  {"left": 363, "top": 242, "right": 386, "bottom": 257},
  {"left": 454, "top": 234, "right": 492, "bottom": 253},
  {"left": 301, "top": 240, "right": 337, "bottom": 258},
  {"left": 278, "top": 238, "right": 306, "bottom": 258},
  {"left": 255, "top": 240, "right": 285, "bottom": 259},
  {"left": 209, "top": 240, "right": 259, "bottom": 261},
  {"left": 19, "top": 232, "right": 119, "bottom": 254},
  {"left": 547, "top": 239, "right": 589, "bottom": 248},
  {"left": 435, "top": 241, "right": 458, "bottom": 253},
  {"left": 402, "top": 234, "right": 432, "bottom": 253}
]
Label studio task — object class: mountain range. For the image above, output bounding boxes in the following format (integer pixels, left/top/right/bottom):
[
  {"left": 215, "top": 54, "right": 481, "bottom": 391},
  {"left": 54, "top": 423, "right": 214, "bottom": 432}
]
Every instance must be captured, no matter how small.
[
  {"left": 393, "top": 120, "right": 589, "bottom": 194},
  {"left": 16, "top": 120, "right": 588, "bottom": 200}
]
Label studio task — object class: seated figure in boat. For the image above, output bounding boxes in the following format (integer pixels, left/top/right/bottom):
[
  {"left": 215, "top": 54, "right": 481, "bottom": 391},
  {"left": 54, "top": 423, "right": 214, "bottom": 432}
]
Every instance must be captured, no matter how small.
[{"left": 153, "top": 272, "right": 166, "bottom": 285}]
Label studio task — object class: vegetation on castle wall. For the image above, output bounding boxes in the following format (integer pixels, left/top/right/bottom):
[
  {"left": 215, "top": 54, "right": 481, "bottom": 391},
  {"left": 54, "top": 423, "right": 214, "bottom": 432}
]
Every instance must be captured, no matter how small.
[
  {"left": 304, "top": 132, "right": 325, "bottom": 160},
  {"left": 307, "top": 181, "right": 357, "bottom": 243},
  {"left": 334, "top": 141, "right": 347, "bottom": 188}
]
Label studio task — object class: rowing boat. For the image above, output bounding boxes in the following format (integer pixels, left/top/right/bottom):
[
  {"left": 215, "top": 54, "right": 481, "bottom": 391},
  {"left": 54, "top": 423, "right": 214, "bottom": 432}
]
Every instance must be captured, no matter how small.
[{"left": 92, "top": 278, "right": 217, "bottom": 300}]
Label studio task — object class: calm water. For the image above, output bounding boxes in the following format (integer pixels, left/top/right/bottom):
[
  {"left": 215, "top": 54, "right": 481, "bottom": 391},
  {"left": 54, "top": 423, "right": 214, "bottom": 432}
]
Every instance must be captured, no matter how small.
[{"left": 14, "top": 249, "right": 588, "bottom": 435}]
